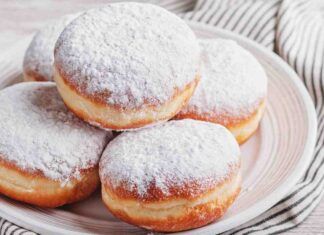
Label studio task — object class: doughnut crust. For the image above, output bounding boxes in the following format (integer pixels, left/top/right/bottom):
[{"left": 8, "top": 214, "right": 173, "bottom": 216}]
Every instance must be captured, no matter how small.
[
  {"left": 0, "top": 159, "right": 99, "bottom": 208},
  {"left": 102, "top": 171, "right": 241, "bottom": 232},
  {"left": 23, "top": 14, "right": 78, "bottom": 82},
  {"left": 54, "top": 69, "right": 199, "bottom": 130},
  {"left": 175, "top": 39, "right": 267, "bottom": 144},
  {"left": 100, "top": 120, "right": 241, "bottom": 232},
  {"left": 54, "top": 3, "right": 201, "bottom": 130},
  {"left": 0, "top": 82, "right": 112, "bottom": 207},
  {"left": 176, "top": 100, "right": 266, "bottom": 145}
]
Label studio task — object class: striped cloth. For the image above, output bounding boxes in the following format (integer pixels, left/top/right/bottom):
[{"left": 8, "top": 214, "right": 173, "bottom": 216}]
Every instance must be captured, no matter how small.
[{"left": 1, "top": 0, "right": 323, "bottom": 234}]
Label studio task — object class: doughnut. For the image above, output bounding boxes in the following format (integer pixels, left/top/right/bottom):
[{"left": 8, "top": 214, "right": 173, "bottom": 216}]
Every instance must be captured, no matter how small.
[
  {"left": 53, "top": 3, "right": 201, "bottom": 131},
  {"left": 175, "top": 39, "right": 267, "bottom": 144},
  {"left": 23, "top": 14, "right": 78, "bottom": 82},
  {"left": 0, "top": 82, "right": 113, "bottom": 208},
  {"left": 100, "top": 119, "right": 241, "bottom": 232}
]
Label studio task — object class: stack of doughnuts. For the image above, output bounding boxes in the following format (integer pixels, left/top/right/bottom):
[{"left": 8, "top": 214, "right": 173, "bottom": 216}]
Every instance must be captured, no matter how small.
[{"left": 0, "top": 2, "right": 268, "bottom": 232}]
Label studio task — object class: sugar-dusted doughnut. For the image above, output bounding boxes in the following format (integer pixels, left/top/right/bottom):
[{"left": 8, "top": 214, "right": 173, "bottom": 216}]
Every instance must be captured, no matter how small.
[
  {"left": 54, "top": 3, "right": 201, "bottom": 131},
  {"left": 0, "top": 82, "right": 112, "bottom": 207},
  {"left": 23, "top": 14, "right": 78, "bottom": 82},
  {"left": 100, "top": 119, "right": 241, "bottom": 232},
  {"left": 175, "top": 39, "right": 267, "bottom": 144}
]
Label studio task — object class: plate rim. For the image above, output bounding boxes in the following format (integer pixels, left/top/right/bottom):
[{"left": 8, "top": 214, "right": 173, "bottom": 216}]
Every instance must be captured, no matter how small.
[
  {"left": 179, "top": 22, "right": 318, "bottom": 234},
  {"left": 0, "top": 22, "right": 318, "bottom": 235}
]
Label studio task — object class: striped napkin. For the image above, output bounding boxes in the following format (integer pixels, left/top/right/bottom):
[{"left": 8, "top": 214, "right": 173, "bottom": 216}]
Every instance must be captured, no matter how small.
[{"left": 1, "top": 0, "right": 323, "bottom": 234}]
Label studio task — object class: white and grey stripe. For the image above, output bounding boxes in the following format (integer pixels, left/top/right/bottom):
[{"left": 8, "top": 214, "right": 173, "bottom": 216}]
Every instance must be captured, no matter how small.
[
  {"left": 0, "top": 218, "right": 35, "bottom": 235},
  {"left": 1, "top": 0, "right": 323, "bottom": 234},
  {"left": 185, "top": 0, "right": 323, "bottom": 234},
  {"left": 182, "top": 0, "right": 281, "bottom": 50}
]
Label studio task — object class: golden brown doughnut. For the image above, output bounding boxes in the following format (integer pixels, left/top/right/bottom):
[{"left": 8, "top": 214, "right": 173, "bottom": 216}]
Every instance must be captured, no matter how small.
[
  {"left": 53, "top": 3, "right": 201, "bottom": 131},
  {"left": 99, "top": 119, "right": 241, "bottom": 232},
  {"left": 0, "top": 82, "right": 113, "bottom": 207},
  {"left": 175, "top": 39, "right": 267, "bottom": 144}
]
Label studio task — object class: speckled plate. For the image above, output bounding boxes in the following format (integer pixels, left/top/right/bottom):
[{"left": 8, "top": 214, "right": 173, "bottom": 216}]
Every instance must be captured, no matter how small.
[{"left": 0, "top": 22, "right": 317, "bottom": 234}]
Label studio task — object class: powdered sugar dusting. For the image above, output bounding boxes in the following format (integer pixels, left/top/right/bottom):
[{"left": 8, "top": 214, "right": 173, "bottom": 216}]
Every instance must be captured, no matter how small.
[
  {"left": 54, "top": 3, "right": 200, "bottom": 109},
  {"left": 0, "top": 82, "right": 112, "bottom": 182},
  {"left": 100, "top": 119, "right": 240, "bottom": 197},
  {"left": 179, "top": 39, "right": 267, "bottom": 121},
  {"left": 23, "top": 14, "right": 78, "bottom": 81}
]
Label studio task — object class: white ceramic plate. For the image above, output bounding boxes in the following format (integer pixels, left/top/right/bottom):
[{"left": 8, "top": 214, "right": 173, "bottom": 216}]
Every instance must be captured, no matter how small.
[{"left": 0, "top": 23, "right": 317, "bottom": 235}]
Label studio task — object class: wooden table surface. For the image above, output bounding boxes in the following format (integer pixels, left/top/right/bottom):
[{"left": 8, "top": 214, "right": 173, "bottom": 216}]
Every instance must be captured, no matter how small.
[{"left": 0, "top": 1, "right": 323, "bottom": 234}]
